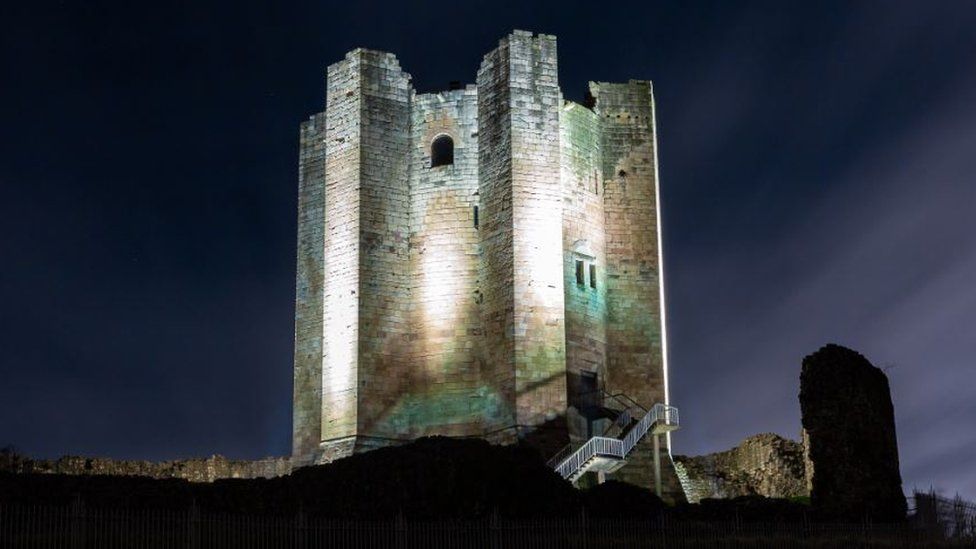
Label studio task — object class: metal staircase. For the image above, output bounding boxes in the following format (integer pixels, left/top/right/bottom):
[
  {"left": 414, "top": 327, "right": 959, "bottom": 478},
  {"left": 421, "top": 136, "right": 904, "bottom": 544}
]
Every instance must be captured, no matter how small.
[{"left": 550, "top": 402, "right": 679, "bottom": 484}]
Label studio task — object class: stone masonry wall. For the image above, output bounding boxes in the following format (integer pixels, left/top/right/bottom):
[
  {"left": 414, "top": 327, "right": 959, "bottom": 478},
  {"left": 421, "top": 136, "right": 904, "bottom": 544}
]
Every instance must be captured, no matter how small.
[
  {"left": 406, "top": 88, "right": 491, "bottom": 437},
  {"left": 591, "top": 81, "right": 673, "bottom": 495},
  {"left": 592, "top": 80, "right": 667, "bottom": 422},
  {"left": 508, "top": 32, "right": 569, "bottom": 453},
  {"left": 294, "top": 32, "right": 673, "bottom": 476},
  {"left": 475, "top": 36, "right": 519, "bottom": 441},
  {"left": 355, "top": 51, "right": 413, "bottom": 443},
  {"left": 673, "top": 433, "right": 808, "bottom": 503},
  {"left": 292, "top": 112, "right": 326, "bottom": 464},
  {"left": 559, "top": 102, "right": 608, "bottom": 442},
  {"left": 318, "top": 51, "right": 363, "bottom": 457},
  {"left": 11, "top": 455, "right": 292, "bottom": 483},
  {"left": 479, "top": 31, "right": 568, "bottom": 455}
]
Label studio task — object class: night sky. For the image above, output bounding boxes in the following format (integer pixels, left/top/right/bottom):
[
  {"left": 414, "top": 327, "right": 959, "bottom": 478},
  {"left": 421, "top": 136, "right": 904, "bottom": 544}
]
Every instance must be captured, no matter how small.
[{"left": 3, "top": 1, "right": 974, "bottom": 499}]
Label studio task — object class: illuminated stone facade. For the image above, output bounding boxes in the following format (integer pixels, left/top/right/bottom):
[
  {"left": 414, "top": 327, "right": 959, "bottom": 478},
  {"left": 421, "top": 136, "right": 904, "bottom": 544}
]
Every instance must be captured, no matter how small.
[{"left": 293, "top": 30, "right": 678, "bottom": 495}]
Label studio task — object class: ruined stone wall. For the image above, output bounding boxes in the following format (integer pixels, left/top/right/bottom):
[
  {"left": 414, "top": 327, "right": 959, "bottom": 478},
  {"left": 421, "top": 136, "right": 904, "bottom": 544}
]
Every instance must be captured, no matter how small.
[
  {"left": 800, "top": 344, "right": 906, "bottom": 521},
  {"left": 591, "top": 81, "right": 672, "bottom": 493},
  {"left": 673, "top": 434, "right": 808, "bottom": 503},
  {"left": 406, "top": 88, "right": 491, "bottom": 437},
  {"left": 12, "top": 455, "right": 292, "bottom": 483},
  {"left": 354, "top": 51, "right": 413, "bottom": 444},
  {"left": 292, "top": 112, "right": 326, "bottom": 464},
  {"left": 559, "top": 102, "right": 607, "bottom": 442}
]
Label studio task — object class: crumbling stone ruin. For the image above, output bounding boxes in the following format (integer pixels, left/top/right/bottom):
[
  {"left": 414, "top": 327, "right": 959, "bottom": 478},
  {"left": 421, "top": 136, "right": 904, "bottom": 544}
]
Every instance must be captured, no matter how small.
[
  {"left": 673, "top": 434, "right": 808, "bottom": 503},
  {"left": 0, "top": 447, "right": 290, "bottom": 482},
  {"left": 292, "top": 30, "right": 680, "bottom": 498},
  {"left": 800, "top": 344, "right": 907, "bottom": 521}
]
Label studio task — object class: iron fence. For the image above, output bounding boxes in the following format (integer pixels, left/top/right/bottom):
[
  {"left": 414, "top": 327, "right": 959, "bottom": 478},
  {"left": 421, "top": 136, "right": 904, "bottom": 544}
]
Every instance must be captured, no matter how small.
[
  {"left": 2, "top": 502, "right": 972, "bottom": 548},
  {"left": 912, "top": 491, "right": 976, "bottom": 541}
]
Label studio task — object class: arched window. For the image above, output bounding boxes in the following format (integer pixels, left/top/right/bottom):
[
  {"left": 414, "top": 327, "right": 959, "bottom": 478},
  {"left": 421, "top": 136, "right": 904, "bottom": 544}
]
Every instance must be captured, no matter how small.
[{"left": 431, "top": 135, "right": 454, "bottom": 167}]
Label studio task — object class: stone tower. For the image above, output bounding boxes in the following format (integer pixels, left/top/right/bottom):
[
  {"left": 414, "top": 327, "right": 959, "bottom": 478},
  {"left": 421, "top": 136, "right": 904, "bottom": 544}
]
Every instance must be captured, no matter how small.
[
  {"left": 292, "top": 30, "right": 681, "bottom": 499},
  {"left": 800, "top": 344, "right": 906, "bottom": 521}
]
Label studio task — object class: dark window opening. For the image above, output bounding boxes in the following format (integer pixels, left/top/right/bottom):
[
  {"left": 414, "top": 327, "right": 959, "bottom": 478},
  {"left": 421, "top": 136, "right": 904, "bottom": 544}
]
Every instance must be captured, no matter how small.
[
  {"left": 589, "top": 264, "right": 597, "bottom": 289},
  {"left": 473, "top": 205, "right": 479, "bottom": 229},
  {"left": 579, "top": 371, "right": 599, "bottom": 411},
  {"left": 575, "top": 260, "right": 585, "bottom": 285},
  {"left": 618, "top": 169, "right": 627, "bottom": 177},
  {"left": 431, "top": 135, "right": 454, "bottom": 167}
]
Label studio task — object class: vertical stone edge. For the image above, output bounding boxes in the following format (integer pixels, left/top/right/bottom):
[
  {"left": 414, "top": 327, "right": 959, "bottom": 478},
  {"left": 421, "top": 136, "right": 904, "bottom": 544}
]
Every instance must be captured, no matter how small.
[
  {"left": 319, "top": 51, "right": 364, "bottom": 459},
  {"left": 508, "top": 31, "right": 569, "bottom": 454},
  {"left": 650, "top": 84, "right": 685, "bottom": 503},
  {"left": 292, "top": 112, "right": 326, "bottom": 466},
  {"left": 354, "top": 50, "right": 414, "bottom": 444},
  {"left": 476, "top": 34, "right": 518, "bottom": 440}
]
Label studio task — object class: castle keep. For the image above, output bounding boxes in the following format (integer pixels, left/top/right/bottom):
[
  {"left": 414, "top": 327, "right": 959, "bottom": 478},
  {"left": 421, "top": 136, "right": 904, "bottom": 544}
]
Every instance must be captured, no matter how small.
[{"left": 293, "top": 30, "right": 680, "bottom": 495}]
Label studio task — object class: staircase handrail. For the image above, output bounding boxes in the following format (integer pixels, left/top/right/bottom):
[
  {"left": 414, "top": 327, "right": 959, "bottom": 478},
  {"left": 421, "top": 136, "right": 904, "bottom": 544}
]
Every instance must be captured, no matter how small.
[
  {"left": 554, "top": 436, "right": 623, "bottom": 479},
  {"left": 546, "top": 408, "right": 633, "bottom": 468},
  {"left": 547, "top": 406, "right": 634, "bottom": 468},
  {"left": 576, "top": 390, "right": 648, "bottom": 415},
  {"left": 605, "top": 392, "right": 648, "bottom": 414},
  {"left": 546, "top": 439, "right": 583, "bottom": 468},
  {"left": 622, "top": 403, "right": 669, "bottom": 454},
  {"left": 553, "top": 403, "right": 679, "bottom": 480}
]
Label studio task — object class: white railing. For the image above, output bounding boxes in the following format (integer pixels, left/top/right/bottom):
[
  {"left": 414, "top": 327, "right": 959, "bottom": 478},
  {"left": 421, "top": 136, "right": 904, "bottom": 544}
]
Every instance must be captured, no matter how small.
[
  {"left": 554, "top": 437, "right": 622, "bottom": 479},
  {"left": 553, "top": 403, "right": 679, "bottom": 480}
]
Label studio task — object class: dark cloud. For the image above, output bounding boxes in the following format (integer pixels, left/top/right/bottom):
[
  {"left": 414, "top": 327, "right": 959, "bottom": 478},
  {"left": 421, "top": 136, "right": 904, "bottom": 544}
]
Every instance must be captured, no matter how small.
[{"left": 1, "top": 0, "right": 973, "bottom": 499}]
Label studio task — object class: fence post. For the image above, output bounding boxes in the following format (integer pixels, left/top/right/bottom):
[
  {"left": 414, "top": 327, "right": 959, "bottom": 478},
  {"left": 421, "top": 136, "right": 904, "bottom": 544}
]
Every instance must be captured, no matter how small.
[
  {"left": 70, "top": 494, "right": 85, "bottom": 549},
  {"left": 490, "top": 508, "right": 500, "bottom": 549},
  {"left": 295, "top": 508, "right": 307, "bottom": 549},
  {"left": 395, "top": 511, "right": 406, "bottom": 549},
  {"left": 802, "top": 508, "right": 810, "bottom": 541},
  {"left": 659, "top": 512, "right": 667, "bottom": 549},
  {"left": 187, "top": 501, "right": 200, "bottom": 549},
  {"left": 579, "top": 507, "right": 587, "bottom": 549}
]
